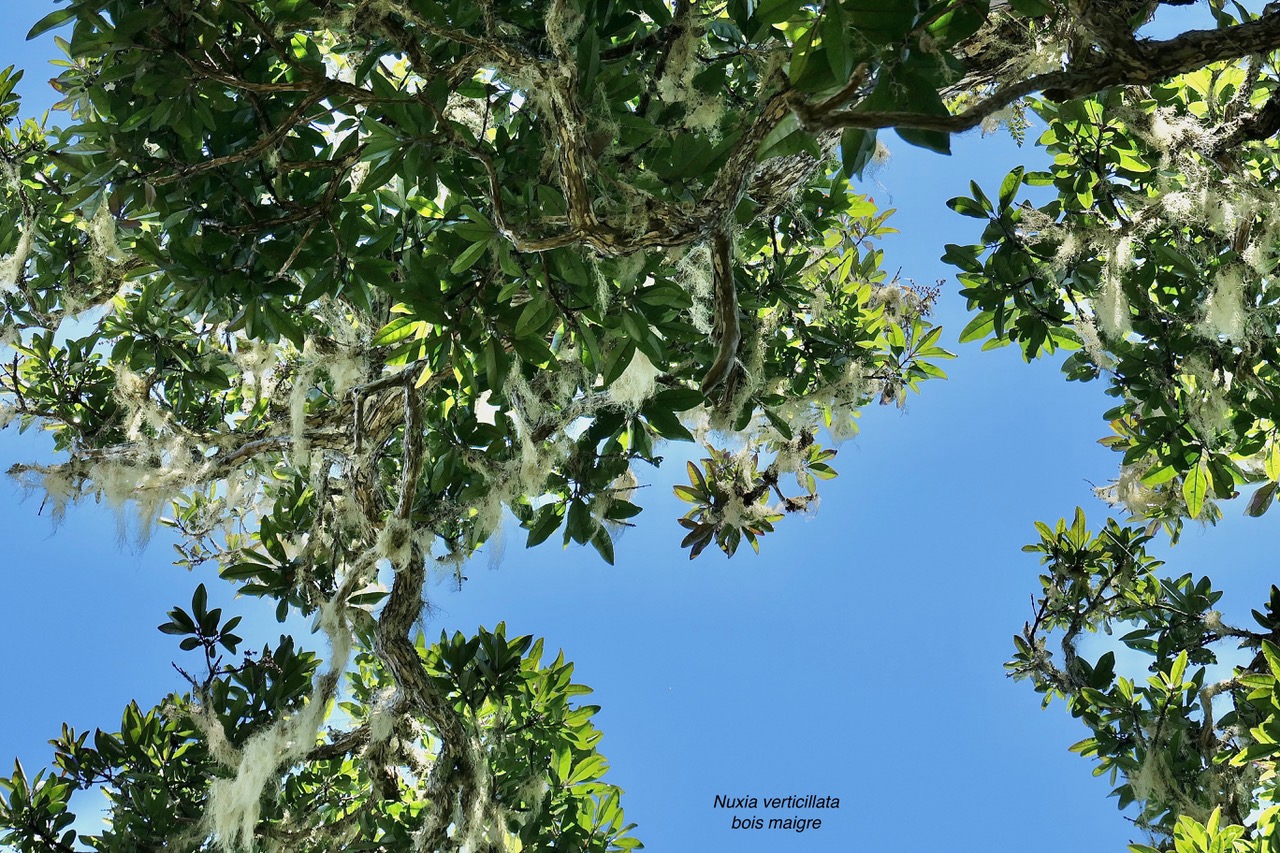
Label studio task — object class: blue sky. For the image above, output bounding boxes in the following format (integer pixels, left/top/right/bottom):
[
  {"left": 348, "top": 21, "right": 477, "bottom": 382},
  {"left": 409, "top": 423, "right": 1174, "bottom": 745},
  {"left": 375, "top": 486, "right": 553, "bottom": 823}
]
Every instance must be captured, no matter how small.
[{"left": 2, "top": 3, "right": 1277, "bottom": 850}]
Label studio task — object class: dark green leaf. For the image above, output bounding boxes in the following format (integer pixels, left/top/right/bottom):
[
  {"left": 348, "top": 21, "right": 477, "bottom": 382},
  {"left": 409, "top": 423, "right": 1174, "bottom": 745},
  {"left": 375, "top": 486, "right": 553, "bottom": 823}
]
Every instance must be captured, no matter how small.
[{"left": 27, "top": 8, "right": 76, "bottom": 40}]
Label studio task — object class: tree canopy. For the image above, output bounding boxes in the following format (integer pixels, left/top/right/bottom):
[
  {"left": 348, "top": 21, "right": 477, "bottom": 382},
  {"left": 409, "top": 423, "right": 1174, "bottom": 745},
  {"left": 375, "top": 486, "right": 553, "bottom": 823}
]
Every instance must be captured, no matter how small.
[{"left": 2, "top": 0, "right": 1280, "bottom": 850}]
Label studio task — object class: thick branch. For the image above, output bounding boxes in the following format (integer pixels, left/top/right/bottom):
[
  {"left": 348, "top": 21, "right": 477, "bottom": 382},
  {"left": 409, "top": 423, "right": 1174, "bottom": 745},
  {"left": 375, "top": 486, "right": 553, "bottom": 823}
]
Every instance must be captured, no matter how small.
[
  {"left": 1214, "top": 92, "right": 1280, "bottom": 157},
  {"left": 799, "top": 12, "right": 1280, "bottom": 135},
  {"left": 701, "top": 231, "right": 740, "bottom": 395},
  {"left": 367, "top": 386, "right": 483, "bottom": 846}
]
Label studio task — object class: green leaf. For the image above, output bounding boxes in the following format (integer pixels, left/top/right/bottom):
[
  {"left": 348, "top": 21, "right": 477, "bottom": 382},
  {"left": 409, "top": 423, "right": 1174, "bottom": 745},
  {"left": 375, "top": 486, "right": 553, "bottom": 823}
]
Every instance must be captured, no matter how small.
[
  {"left": 449, "top": 238, "right": 491, "bottom": 275},
  {"left": 644, "top": 406, "right": 695, "bottom": 441},
  {"left": 652, "top": 387, "right": 703, "bottom": 412},
  {"left": 1073, "top": 175, "right": 1094, "bottom": 208},
  {"left": 840, "top": 128, "right": 878, "bottom": 177},
  {"left": 1230, "top": 742, "right": 1280, "bottom": 767},
  {"left": 786, "top": 20, "right": 819, "bottom": 88},
  {"left": 371, "top": 316, "right": 426, "bottom": 347},
  {"left": 998, "top": 166, "right": 1024, "bottom": 209},
  {"left": 553, "top": 746, "right": 572, "bottom": 783},
  {"left": 925, "top": 0, "right": 990, "bottom": 46},
  {"left": 822, "top": 3, "right": 852, "bottom": 80},
  {"left": 968, "top": 183, "right": 994, "bottom": 217},
  {"left": 755, "top": 0, "right": 809, "bottom": 25},
  {"left": 897, "top": 126, "right": 951, "bottom": 155},
  {"left": 1008, "top": 0, "right": 1052, "bottom": 14},
  {"left": 957, "top": 308, "right": 993, "bottom": 343},
  {"left": 590, "top": 526, "right": 615, "bottom": 565},
  {"left": 764, "top": 407, "right": 793, "bottom": 439},
  {"left": 514, "top": 297, "right": 556, "bottom": 339},
  {"left": 348, "top": 590, "right": 388, "bottom": 609},
  {"left": 192, "top": 584, "right": 208, "bottom": 620},
  {"left": 525, "top": 504, "right": 562, "bottom": 548},
  {"left": 601, "top": 340, "right": 637, "bottom": 386},
  {"left": 606, "top": 500, "right": 642, "bottom": 521},
  {"left": 1168, "top": 649, "right": 1188, "bottom": 686},
  {"left": 565, "top": 499, "right": 591, "bottom": 545},
  {"left": 620, "top": 309, "right": 650, "bottom": 345},
  {"left": 576, "top": 26, "right": 601, "bottom": 95},
  {"left": 1246, "top": 481, "right": 1276, "bottom": 517},
  {"left": 757, "top": 114, "right": 820, "bottom": 161},
  {"left": 859, "top": 62, "right": 951, "bottom": 154},
  {"left": 687, "top": 461, "right": 708, "bottom": 492},
  {"left": 673, "top": 484, "right": 703, "bottom": 502},
  {"left": 27, "top": 8, "right": 76, "bottom": 40},
  {"left": 1262, "top": 639, "right": 1280, "bottom": 680},
  {"left": 685, "top": 524, "right": 716, "bottom": 559},
  {"left": 1141, "top": 465, "right": 1178, "bottom": 486},
  {"left": 947, "top": 196, "right": 990, "bottom": 219},
  {"left": 1183, "top": 455, "right": 1210, "bottom": 518},
  {"left": 942, "top": 243, "right": 983, "bottom": 273},
  {"left": 1150, "top": 243, "right": 1200, "bottom": 278},
  {"left": 841, "top": 0, "right": 917, "bottom": 45},
  {"left": 157, "top": 618, "right": 193, "bottom": 636}
]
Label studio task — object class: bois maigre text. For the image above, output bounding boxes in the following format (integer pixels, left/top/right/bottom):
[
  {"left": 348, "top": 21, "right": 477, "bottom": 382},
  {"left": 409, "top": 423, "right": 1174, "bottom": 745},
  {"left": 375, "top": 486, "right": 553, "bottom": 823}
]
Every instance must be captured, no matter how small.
[{"left": 714, "top": 794, "right": 841, "bottom": 833}]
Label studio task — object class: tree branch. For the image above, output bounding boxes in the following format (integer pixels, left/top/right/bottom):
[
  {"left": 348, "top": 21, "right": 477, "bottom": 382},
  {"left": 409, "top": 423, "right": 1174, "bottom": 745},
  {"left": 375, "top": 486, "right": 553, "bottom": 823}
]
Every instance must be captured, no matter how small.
[
  {"left": 148, "top": 92, "right": 328, "bottom": 187},
  {"left": 797, "top": 11, "right": 1280, "bottom": 136},
  {"left": 701, "top": 231, "right": 740, "bottom": 395}
]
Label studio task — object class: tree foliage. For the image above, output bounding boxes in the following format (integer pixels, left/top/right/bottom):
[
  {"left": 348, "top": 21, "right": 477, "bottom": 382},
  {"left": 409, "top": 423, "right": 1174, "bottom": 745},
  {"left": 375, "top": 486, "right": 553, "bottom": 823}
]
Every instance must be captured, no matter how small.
[
  {"left": 951, "top": 67, "right": 1280, "bottom": 536},
  {"left": 1011, "top": 510, "right": 1280, "bottom": 849},
  {"left": 2, "top": 0, "right": 1280, "bottom": 850}
]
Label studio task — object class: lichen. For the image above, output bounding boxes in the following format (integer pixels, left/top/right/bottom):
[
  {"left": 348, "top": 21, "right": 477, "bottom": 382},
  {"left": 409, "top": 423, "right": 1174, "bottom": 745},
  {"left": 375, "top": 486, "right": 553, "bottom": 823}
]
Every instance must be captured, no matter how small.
[
  {"left": 444, "top": 91, "right": 489, "bottom": 139},
  {"left": 114, "top": 365, "right": 171, "bottom": 440},
  {"left": 1183, "top": 355, "right": 1232, "bottom": 447},
  {"left": 39, "top": 469, "right": 76, "bottom": 524},
  {"left": 607, "top": 349, "right": 661, "bottom": 413},
  {"left": 1203, "top": 610, "right": 1224, "bottom": 633},
  {"left": 869, "top": 282, "right": 923, "bottom": 322},
  {"left": 88, "top": 201, "right": 121, "bottom": 284},
  {"left": 0, "top": 161, "right": 34, "bottom": 293},
  {"left": 0, "top": 219, "right": 34, "bottom": 293},
  {"left": 233, "top": 340, "right": 282, "bottom": 404},
  {"left": 326, "top": 350, "right": 367, "bottom": 399},
  {"left": 1074, "top": 310, "right": 1114, "bottom": 369},
  {"left": 674, "top": 245, "right": 714, "bottom": 335},
  {"left": 1095, "top": 462, "right": 1166, "bottom": 516},
  {"left": 1052, "top": 230, "right": 1082, "bottom": 274},
  {"left": 654, "top": 19, "right": 698, "bottom": 106},
  {"left": 1095, "top": 258, "right": 1133, "bottom": 340},
  {"left": 206, "top": 595, "right": 352, "bottom": 851},
  {"left": 289, "top": 355, "right": 317, "bottom": 467},
  {"left": 367, "top": 689, "right": 398, "bottom": 746},
  {"left": 377, "top": 516, "right": 414, "bottom": 568},
  {"left": 1200, "top": 265, "right": 1247, "bottom": 340},
  {"left": 1149, "top": 107, "right": 1212, "bottom": 161},
  {"left": 778, "top": 360, "right": 869, "bottom": 442}
]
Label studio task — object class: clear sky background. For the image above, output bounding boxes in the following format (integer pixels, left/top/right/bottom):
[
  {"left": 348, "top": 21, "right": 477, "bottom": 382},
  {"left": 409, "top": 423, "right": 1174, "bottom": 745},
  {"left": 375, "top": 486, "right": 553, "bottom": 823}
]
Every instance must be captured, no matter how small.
[{"left": 1, "top": 3, "right": 1277, "bottom": 851}]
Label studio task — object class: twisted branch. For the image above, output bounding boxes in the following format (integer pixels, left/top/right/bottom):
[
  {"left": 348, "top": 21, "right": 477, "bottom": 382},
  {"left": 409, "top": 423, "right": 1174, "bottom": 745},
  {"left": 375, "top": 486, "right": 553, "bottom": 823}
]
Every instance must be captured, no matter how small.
[{"left": 796, "top": 10, "right": 1280, "bottom": 136}]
